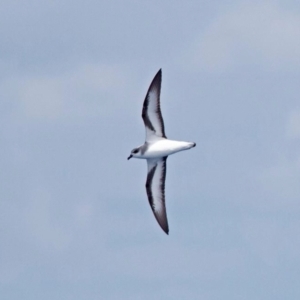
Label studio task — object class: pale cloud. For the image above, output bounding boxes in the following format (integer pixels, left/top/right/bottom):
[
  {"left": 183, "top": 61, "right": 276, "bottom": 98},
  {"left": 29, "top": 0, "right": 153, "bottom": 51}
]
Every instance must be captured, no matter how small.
[
  {"left": 74, "top": 202, "right": 94, "bottom": 226},
  {"left": 24, "top": 187, "right": 72, "bottom": 253},
  {"left": 103, "top": 244, "right": 245, "bottom": 282},
  {"left": 187, "top": 1, "right": 300, "bottom": 72},
  {"left": 2, "top": 63, "right": 130, "bottom": 121},
  {"left": 286, "top": 109, "right": 300, "bottom": 139},
  {"left": 18, "top": 77, "right": 64, "bottom": 120},
  {"left": 240, "top": 217, "right": 300, "bottom": 266},
  {"left": 254, "top": 110, "right": 300, "bottom": 210},
  {"left": 258, "top": 156, "right": 300, "bottom": 210}
]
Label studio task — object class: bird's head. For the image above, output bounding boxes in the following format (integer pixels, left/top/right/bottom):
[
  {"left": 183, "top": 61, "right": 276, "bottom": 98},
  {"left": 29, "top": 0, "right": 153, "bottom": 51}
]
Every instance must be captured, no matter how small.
[{"left": 127, "top": 147, "right": 141, "bottom": 160}]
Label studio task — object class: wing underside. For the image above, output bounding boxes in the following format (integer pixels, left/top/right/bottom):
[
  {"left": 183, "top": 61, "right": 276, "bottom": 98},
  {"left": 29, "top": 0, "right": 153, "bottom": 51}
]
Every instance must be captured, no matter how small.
[
  {"left": 146, "top": 157, "right": 168, "bottom": 234},
  {"left": 142, "top": 69, "right": 167, "bottom": 142}
]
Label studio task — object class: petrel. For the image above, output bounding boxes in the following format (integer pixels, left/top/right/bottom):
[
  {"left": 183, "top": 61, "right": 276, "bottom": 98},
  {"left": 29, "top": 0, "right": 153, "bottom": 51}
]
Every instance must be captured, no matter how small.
[{"left": 128, "top": 69, "right": 196, "bottom": 234}]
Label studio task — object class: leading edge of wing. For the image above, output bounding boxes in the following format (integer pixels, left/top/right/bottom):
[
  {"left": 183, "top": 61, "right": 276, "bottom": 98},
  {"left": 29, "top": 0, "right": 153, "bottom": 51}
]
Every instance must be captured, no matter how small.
[{"left": 146, "top": 157, "right": 169, "bottom": 234}]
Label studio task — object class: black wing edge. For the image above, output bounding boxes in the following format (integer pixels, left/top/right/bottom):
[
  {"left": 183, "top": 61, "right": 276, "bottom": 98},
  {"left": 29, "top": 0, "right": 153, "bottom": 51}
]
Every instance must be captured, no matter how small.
[
  {"left": 145, "top": 157, "right": 169, "bottom": 234},
  {"left": 141, "top": 69, "right": 167, "bottom": 138}
]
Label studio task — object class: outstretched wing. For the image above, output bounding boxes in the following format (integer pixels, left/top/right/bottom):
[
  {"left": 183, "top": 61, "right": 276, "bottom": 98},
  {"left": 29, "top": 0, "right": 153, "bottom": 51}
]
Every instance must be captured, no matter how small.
[
  {"left": 146, "top": 157, "right": 169, "bottom": 234},
  {"left": 142, "top": 69, "right": 167, "bottom": 142}
]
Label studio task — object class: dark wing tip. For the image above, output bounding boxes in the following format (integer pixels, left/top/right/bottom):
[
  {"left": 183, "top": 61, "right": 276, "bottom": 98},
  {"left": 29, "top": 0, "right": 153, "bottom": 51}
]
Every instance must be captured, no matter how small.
[
  {"left": 149, "top": 69, "right": 162, "bottom": 90},
  {"left": 163, "top": 224, "right": 169, "bottom": 235},
  {"left": 156, "top": 218, "right": 169, "bottom": 235},
  {"left": 154, "top": 213, "right": 169, "bottom": 234},
  {"left": 150, "top": 205, "right": 169, "bottom": 235}
]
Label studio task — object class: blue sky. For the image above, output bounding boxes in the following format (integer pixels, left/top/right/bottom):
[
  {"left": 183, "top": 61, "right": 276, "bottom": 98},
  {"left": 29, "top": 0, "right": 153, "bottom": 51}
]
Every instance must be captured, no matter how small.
[{"left": 1, "top": 0, "right": 300, "bottom": 299}]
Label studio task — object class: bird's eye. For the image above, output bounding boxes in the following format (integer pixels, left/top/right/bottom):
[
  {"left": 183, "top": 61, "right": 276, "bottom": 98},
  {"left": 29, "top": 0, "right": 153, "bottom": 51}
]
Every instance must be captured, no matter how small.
[{"left": 133, "top": 149, "right": 139, "bottom": 154}]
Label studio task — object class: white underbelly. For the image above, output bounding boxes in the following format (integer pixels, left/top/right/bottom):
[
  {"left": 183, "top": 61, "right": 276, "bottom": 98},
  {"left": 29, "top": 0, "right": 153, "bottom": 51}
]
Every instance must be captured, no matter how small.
[{"left": 143, "top": 139, "right": 194, "bottom": 158}]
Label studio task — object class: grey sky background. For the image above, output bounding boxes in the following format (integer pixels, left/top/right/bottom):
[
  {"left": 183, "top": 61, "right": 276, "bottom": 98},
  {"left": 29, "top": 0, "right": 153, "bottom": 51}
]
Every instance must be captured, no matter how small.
[{"left": 1, "top": 0, "right": 300, "bottom": 299}]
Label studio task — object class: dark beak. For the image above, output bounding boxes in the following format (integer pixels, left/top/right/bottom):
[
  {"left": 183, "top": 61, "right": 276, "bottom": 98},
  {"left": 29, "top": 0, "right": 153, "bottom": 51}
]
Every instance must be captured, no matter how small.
[{"left": 127, "top": 154, "right": 132, "bottom": 160}]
